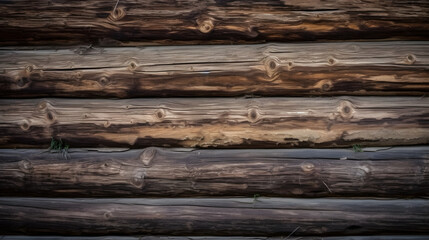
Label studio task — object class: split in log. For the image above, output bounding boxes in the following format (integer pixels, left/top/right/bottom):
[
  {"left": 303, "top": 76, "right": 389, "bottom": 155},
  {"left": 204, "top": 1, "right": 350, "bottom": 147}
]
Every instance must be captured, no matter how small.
[
  {"left": 0, "top": 147, "right": 428, "bottom": 197},
  {"left": 0, "top": 97, "right": 428, "bottom": 148},
  {"left": 0, "top": 0, "right": 429, "bottom": 45},
  {"left": 0, "top": 197, "right": 428, "bottom": 235},
  {"left": 1, "top": 236, "right": 429, "bottom": 240},
  {"left": 1, "top": 42, "right": 429, "bottom": 97}
]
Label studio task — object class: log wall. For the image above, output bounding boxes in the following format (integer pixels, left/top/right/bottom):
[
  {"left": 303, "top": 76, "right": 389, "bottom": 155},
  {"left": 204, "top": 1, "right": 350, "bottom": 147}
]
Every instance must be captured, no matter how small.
[{"left": 0, "top": 0, "right": 429, "bottom": 239}]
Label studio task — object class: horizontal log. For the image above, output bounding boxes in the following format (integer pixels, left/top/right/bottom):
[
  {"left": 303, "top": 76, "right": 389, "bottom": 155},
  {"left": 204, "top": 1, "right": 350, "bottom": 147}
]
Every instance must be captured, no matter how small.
[
  {"left": 2, "top": 236, "right": 429, "bottom": 240},
  {"left": 0, "top": 147, "right": 428, "bottom": 197},
  {"left": 0, "top": 0, "right": 428, "bottom": 45},
  {"left": 0, "top": 198, "right": 428, "bottom": 235},
  {"left": 0, "top": 97, "right": 428, "bottom": 148},
  {"left": 2, "top": 42, "right": 429, "bottom": 98}
]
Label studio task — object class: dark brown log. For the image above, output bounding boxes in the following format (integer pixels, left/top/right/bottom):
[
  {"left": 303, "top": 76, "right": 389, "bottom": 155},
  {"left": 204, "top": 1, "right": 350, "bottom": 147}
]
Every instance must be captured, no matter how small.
[
  {"left": 0, "top": 147, "right": 428, "bottom": 198},
  {"left": 0, "top": 197, "right": 428, "bottom": 235},
  {"left": 0, "top": 97, "right": 428, "bottom": 148},
  {"left": 2, "top": 236, "right": 429, "bottom": 240},
  {"left": 1, "top": 42, "right": 429, "bottom": 98},
  {"left": 0, "top": 0, "right": 428, "bottom": 46}
]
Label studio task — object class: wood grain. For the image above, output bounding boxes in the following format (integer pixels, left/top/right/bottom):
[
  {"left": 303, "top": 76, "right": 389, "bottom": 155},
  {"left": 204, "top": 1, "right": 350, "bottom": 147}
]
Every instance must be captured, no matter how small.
[
  {"left": 1, "top": 236, "right": 429, "bottom": 240},
  {"left": 0, "top": 147, "right": 428, "bottom": 197},
  {"left": 0, "top": 97, "right": 428, "bottom": 148},
  {"left": 0, "top": 197, "right": 428, "bottom": 236},
  {"left": 0, "top": 0, "right": 428, "bottom": 46},
  {"left": 1, "top": 42, "right": 429, "bottom": 97}
]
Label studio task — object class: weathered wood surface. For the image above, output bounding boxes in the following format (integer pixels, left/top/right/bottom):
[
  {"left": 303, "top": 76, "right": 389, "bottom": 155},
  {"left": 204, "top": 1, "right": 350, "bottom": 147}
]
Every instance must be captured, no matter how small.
[
  {"left": 0, "top": 0, "right": 429, "bottom": 46},
  {"left": 1, "top": 42, "right": 429, "bottom": 97},
  {"left": 0, "top": 97, "right": 428, "bottom": 148},
  {"left": 2, "top": 236, "right": 429, "bottom": 240},
  {"left": 0, "top": 198, "right": 428, "bottom": 236},
  {"left": 0, "top": 147, "right": 428, "bottom": 197}
]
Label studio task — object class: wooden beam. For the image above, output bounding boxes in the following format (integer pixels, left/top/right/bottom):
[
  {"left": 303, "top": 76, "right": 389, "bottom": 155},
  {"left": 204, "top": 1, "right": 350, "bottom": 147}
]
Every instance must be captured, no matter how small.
[
  {"left": 0, "top": 0, "right": 428, "bottom": 45},
  {"left": 1, "top": 42, "right": 428, "bottom": 97},
  {"left": 1, "top": 236, "right": 429, "bottom": 240},
  {"left": 0, "top": 147, "right": 428, "bottom": 198},
  {"left": 0, "top": 197, "right": 428, "bottom": 235},
  {"left": 0, "top": 97, "right": 428, "bottom": 148}
]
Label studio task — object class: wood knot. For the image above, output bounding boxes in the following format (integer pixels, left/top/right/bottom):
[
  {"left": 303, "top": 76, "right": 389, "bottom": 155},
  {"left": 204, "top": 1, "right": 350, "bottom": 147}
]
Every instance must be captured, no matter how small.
[
  {"left": 140, "top": 147, "right": 157, "bottom": 166},
  {"left": 104, "top": 120, "right": 111, "bottom": 128},
  {"left": 18, "top": 160, "right": 33, "bottom": 173},
  {"left": 355, "top": 165, "right": 371, "bottom": 181},
  {"left": 338, "top": 100, "right": 355, "bottom": 119},
  {"left": 17, "top": 77, "right": 30, "bottom": 88},
  {"left": 25, "top": 65, "right": 34, "bottom": 73},
  {"left": 108, "top": 6, "right": 126, "bottom": 21},
  {"left": 319, "top": 80, "right": 333, "bottom": 92},
  {"left": 301, "top": 162, "right": 315, "bottom": 173},
  {"left": 197, "top": 18, "right": 214, "bottom": 33},
  {"left": 104, "top": 211, "right": 113, "bottom": 220},
  {"left": 327, "top": 56, "right": 337, "bottom": 66},
  {"left": 46, "top": 111, "right": 56, "bottom": 123},
  {"left": 264, "top": 56, "right": 281, "bottom": 78},
  {"left": 98, "top": 76, "right": 109, "bottom": 86},
  {"left": 287, "top": 61, "right": 293, "bottom": 71},
  {"left": 247, "top": 107, "right": 261, "bottom": 123},
  {"left": 128, "top": 60, "right": 138, "bottom": 71},
  {"left": 38, "top": 101, "right": 48, "bottom": 110},
  {"left": 154, "top": 108, "right": 166, "bottom": 121},
  {"left": 405, "top": 54, "right": 416, "bottom": 64},
  {"left": 20, "top": 120, "right": 30, "bottom": 131},
  {"left": 130, "top": 171, "right": 145, "bottom": 188}
]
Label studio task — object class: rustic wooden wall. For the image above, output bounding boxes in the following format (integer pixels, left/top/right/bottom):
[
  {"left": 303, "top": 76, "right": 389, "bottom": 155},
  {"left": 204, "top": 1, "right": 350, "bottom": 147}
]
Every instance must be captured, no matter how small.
[{"left": 0, "top": 0, "right": 428, "bottom": 239}]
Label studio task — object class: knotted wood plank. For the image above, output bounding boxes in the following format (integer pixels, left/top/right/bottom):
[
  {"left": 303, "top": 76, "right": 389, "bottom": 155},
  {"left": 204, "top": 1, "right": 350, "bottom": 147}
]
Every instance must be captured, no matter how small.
[
  {"left": 0, "top": 197, "right": 428, "bottom": 235},
  {"left": 0, "top": 0, "right": 428, "bottom": 45},
  {"left": 0, "top": 147, "right": 427, "bottom": 197},
  {"left": 0, "top": 97, "right": 428, "bottom": 148},
  {"left": 1, "top": 42, "right": 429, "bottom": 97}
]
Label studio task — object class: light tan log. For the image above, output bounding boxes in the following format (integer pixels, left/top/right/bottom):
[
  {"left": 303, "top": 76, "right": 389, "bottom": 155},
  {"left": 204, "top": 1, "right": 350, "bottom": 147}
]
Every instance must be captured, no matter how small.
[
  {"left": 1, "top": 42, "right": 429, "bottom": 97},
  {"left": 0, "top": 147, "right": 428, "bottom": 197},
  {"left": 0, "top": 0, "right": 428, "bottom": 45},
  {"left": 0, "top": 97, "right": 428, "bottom": 148}
]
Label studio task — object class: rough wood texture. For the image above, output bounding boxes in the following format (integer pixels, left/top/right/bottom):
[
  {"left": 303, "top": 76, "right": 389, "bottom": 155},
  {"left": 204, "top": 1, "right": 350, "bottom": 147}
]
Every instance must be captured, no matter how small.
[
  {"left": 0, "top": 197, "right": 428, "bottom": 235},
  {"left": 0, "top": 97, "right": 428, "bottom": 148},
  {"left": 1, "top": 42, "right": 429, "bottom": 97},
  {"left": 2, "top": 236, "right": 429, "bottom": 240},
  {"left": 0, "top": 147, "right": 428, "bottom": 197},
  {"left": 0, "top": 0, "right": 428, "bottom": 46}
]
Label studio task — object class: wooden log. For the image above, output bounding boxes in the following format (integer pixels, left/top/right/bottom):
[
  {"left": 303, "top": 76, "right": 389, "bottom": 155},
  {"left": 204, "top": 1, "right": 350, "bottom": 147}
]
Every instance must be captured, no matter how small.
[
  {"left": 0, "top": 97, "right": 428, "bottom": 148},
  {"left": 2, "top": 236, "right": 429, "bottom": 240},
  {"left": 1, "top": 42, "right": 429, "bottom": 98},
  {"left": 0, "top": 0, "right": 428, "bottom": 46},
  {"left": 0, "top": 147, "right": 428, "bottom": 197},
  {"left": 0, "top": 197, "right": 428, "bottom": 235}
]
